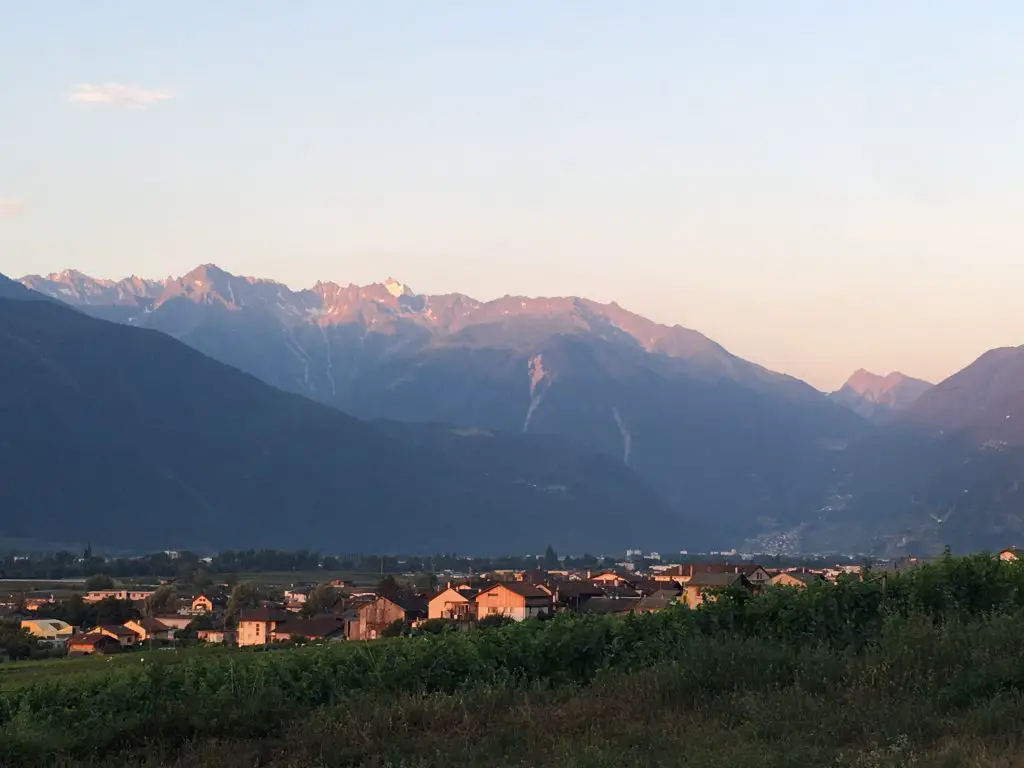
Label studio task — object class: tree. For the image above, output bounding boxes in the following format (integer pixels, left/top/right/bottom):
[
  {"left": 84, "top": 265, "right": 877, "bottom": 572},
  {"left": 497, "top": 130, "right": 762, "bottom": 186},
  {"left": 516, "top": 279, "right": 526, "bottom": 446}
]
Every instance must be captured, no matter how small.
[
  {"left": 145, "top": 585, "right": 177, "bottom": 617},
  {"left": 95, "top": 598, "right": 136, "bottom": 626},
  {"left": 176, "top": 614, "right": 215, "bottom": 644},
  {"left": 543, "top": 545, "right": 558, "bottom": 569},
  {"left": 84, "top": 574, "right": 115, "bottom": 591},
  {"left": 225, "top": 581, "right": 269, "bottom": 620},
  {"left": 0, "top": 621, "right": 39, "bottom": 660},
  {"left": 301, "top": 584, "right": 341, "bottom": 617},
  {"left": 377, "top": 575, "right": 401, "bottom": 601},
  {"left": 381, "top": 618, "right": 407, "bottom": 638}
]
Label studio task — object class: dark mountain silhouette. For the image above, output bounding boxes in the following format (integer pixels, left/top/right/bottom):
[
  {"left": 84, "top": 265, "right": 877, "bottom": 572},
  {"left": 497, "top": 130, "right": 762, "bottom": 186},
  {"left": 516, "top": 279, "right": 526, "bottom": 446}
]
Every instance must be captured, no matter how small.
[
  {"left": 0, "top": 287, "right": 679, "bottom": 554},
  {"left": 0, "top": 274, "right": 50, "bottom": 302},
  {"left": 22, "top": 265, "right": 869, "bottom": 547},
  {"left": 830, "top": 369, "right": 933, "bottom": 422}
]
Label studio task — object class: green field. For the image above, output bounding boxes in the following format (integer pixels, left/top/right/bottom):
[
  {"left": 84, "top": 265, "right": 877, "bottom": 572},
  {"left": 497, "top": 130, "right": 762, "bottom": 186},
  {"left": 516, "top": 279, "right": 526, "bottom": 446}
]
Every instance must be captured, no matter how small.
[
  {"left": 240, "top": 570, "right": 385, "bottom": 588},
  {"left": 0, "top": 644, "right": 238, "bottom": 692},
  {"left": 5, "top": 554, "right": 1024, "bottom": 767}
]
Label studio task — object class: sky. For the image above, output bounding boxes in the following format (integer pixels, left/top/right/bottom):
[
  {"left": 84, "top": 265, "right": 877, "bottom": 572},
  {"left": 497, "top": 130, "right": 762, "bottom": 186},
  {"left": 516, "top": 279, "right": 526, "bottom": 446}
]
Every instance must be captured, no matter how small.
[{"left": 1, "top": 2, "right": 1022, "bottom": 391}]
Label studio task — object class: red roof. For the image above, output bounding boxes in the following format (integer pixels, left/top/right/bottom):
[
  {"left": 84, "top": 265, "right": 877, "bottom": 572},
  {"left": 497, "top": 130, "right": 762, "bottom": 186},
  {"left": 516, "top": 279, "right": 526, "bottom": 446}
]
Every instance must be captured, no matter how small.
[
  {"left": 68, "top": 632, "right": 116, "bottom": 646},
  {"left": 99, "top": 624, "right": 138, "bottom": 637}
]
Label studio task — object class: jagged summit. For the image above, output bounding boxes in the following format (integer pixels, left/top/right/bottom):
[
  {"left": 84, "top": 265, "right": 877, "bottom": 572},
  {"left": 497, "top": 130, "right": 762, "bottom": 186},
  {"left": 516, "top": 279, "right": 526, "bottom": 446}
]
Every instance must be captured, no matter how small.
[{"left": 830, "top": 368, "right": 932, "bottom": 422}]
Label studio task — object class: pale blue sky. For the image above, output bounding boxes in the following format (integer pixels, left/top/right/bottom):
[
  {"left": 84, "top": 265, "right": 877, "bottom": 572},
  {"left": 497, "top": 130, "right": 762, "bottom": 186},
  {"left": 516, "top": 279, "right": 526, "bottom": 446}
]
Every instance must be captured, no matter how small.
[{"left": 1, "top": 2, "right": 1022, "bottom": 389}]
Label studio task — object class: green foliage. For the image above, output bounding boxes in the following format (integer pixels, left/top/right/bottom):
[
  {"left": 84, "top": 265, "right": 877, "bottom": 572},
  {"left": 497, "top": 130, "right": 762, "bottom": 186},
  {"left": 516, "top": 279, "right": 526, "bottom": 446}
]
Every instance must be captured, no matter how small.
[
  {"left": 376, "top": 575, "right": 401, "bottom": 601},
  {"left": 414, "top": 619, "right": 455, "bottom": 636},
  {"left": 144, "top": 585, "right": 176, "bottom": 617},
  {"left": 6, "top": 554, "right": 1024, "bottom": 763},
  {"left": 300, "top": 584, "right": 341, "bottom": 617},
  {"left": 93, "top": 598, "right": 137, "bottom": 627},
  {"left": 225, "top": 581, "right": 271, "bottom": 621},
  {"left": 476, "top": 614, "right": 515, "bottom": 630},
  {"left": 381, "top": 619, "right": 407, "bottom": 638},
  {"left": 83, "top": 574, "right": 114, "bottom": 591},
  {"left": 0, "top": 622, "right": 39, "bottom": 661}
]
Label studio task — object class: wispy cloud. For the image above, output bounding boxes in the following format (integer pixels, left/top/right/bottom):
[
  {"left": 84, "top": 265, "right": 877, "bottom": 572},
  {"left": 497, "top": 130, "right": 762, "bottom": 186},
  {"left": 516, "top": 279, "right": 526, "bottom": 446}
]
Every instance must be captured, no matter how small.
[
  {"left": 67, "top": 83, "right": 176, "bottom": 108},
  {"left": 0, "top": 199, "right": 26, "bottom": 218}
]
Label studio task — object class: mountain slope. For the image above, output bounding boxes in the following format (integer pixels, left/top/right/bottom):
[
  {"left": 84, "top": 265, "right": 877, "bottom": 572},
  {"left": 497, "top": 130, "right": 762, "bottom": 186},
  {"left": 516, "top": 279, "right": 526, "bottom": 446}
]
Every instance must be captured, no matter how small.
[
  {"left": 830, "top": 369, "right": 933, "bottom": 422},
  {"left": 21, "top": 265, "right": 869, "bottom": 547},
  {"left": 805, "top": 348, "right": 1024, "bottom": 555},
  {"left": 0, "top": 290, "right": 678, "bottom": 554},
  {"left": 0, "top": 274, "right": 50, "bottom": 302}
]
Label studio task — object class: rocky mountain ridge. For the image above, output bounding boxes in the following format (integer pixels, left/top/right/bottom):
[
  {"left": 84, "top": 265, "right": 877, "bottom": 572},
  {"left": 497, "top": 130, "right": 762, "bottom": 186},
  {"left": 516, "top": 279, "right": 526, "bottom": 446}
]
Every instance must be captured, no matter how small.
[
  {"left": 830, "top": 369, "right": 933, "bottom": 422},
  {"left": 0, "top": 280, "right": 678, "bottom": 553},
  {"left": 22, "top": 264, "right": 866, "bottom": 550}
]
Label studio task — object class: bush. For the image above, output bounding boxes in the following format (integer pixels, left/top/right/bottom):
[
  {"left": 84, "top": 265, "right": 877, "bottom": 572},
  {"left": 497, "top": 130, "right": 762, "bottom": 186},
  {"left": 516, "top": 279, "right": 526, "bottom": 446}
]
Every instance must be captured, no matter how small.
[
  {"left": 477, "top": 614, "right": 515, "bottom": 630},
  {"left": 415, "top": 619, "right": 455, "bottom": 635},
  {"left": 381, "top": 619, "right": 407, "bottom": 638}
]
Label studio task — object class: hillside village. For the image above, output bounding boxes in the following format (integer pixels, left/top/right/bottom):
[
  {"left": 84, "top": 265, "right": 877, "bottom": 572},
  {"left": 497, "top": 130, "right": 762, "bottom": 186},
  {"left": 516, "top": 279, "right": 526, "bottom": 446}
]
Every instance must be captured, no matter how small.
[{"left": 1, "top": 549, "right": 987, "bottom": 657}]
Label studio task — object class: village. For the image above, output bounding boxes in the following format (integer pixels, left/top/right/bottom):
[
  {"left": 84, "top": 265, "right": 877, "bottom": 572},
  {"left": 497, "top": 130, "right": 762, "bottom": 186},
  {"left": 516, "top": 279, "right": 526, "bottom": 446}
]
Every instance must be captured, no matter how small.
[{"left": 0, "top": 550, "right": 948, "bottom": 656}]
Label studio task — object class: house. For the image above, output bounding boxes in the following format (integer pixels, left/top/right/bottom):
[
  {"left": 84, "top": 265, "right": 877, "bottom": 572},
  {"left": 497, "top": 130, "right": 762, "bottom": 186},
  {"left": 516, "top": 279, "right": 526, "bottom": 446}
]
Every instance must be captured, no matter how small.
[
  {"left": 124, "top": 617, "right": 175, "bottom": 642},
  {"left": 197, "top": 628, "right": 237, "bottom": 645},
  {"left": 22, "top": 591, "right": 56, "bottom": 612},
  {"left": 237, "top": 606, "right": 290, "bottom": 647},
  {"left": 67, "top": 632, "right": 122, "bottom": 656},
  {"left": 21, "top": 618, "right": 75, "bottom": 644},
  {"left": 427, "top": 586, "right": 478, "bottom": 621},
  {"left": 83, "top": 589, "right": 156, "bottom": 604},
  {"left": 999, "top": 547, "right": 1020, "bottom": 561},
  {"left": 98, "top": 625, "right": 139, "bottom": 647},
  {"left": 770, "top": 572, "right": 826, "bottom": 589},
  {"left": 552, "top": 581, "right": 605, "bottom": 612},
  {"left": 190, "top": 594, "right": 215, "bottom": 614},
  {"left": 474, "top": 582, "right": 553, "bottom": 621},
  {"left": 152, "top": 614, "right": 193, "bottom": 632},
  {"left": 634, "top": 588, "right": 681, "bottom": 613},
  {"left": 739, "top": 565, "right": 773, "bottom": 588},
  {"left": 284, "top": 586, "right": 312, "bottom": 610},
  {"left": 589, "top": 571, "right": 635, "bottom": 588},
  {"left": 345, "top": 596, "right": 427, "bottom": 641},
  {"left": 579, "top": 596, "right": 640, "bottom": 616},
  {"left": 682, "top": 573, "right": 749, "bottom": 609},
  {"left": 651, "top": 565, "right": 688, "bottom": 585},
  {"left": 272, "top": 616, "right": 346, "bottom": 643}
]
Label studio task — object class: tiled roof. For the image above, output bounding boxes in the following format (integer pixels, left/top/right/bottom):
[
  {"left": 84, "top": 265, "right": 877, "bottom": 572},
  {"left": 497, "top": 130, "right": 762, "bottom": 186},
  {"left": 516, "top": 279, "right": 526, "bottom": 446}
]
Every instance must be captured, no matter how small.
[{"left": 687, "top": 572, "right": 744, "bottom": 588}]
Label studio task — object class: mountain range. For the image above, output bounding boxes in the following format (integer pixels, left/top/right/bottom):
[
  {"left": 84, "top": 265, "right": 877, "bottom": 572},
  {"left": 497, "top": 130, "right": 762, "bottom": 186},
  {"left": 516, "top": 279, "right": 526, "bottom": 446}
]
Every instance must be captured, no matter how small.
[
  {"left": 21, "top": 266, "right": 868, "bottom": 550},
  {"left": 14, "top": 265, "right": 1024, "bottom": 555},
  {"left": 0, "top": 278, "right": 677, "bottom": 554}
]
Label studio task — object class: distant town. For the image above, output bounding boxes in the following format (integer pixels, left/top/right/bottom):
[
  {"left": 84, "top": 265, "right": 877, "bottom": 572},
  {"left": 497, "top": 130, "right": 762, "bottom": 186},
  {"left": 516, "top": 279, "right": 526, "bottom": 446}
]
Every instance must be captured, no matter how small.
[{"left": 4, "top": 545, "right": 1015, "bottom": 658}]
